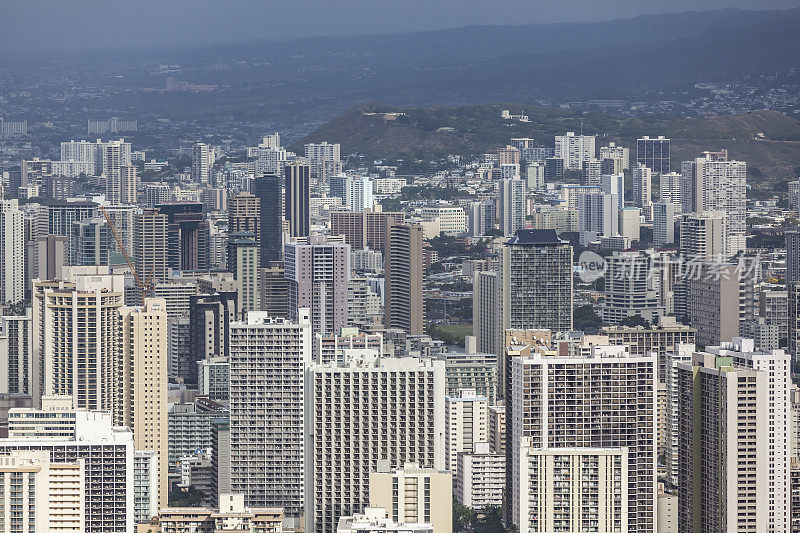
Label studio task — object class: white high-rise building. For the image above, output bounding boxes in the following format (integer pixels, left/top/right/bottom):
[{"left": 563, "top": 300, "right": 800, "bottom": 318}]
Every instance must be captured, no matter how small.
[
  {"left": 305, "top": 142, "right": 341, "bottom": 178},
  {"left": 554, "top": 132, "right": 596, "bottom": 170},
  {"left": 0, "top": 405, "right": 138, "bottom": 533},
  {"left": 578, "top": 191, "right": 618, "bottom": 244},
  {"left": 229, "top": 310, "right": 310, "bottom": 523},
  {"left": 498, "top": 178, "right": 525, "bottom": 236},
  {"left": 601, "top": 173, "right": 625, "bottom": 210},
  {"left": 599, "top": 142, "right": 630, "bottom": 170},
  {"left": 0, "top": 200, "right": 25, "bottom": 304},
  {"left": 679, "top": 210, "right": 728, "bottom": 260},
  {"left": 705, "top": 338, "right": 790, "bottom": 531},
  {"left": 191, "top": 142, "right": 215, "bottom": 184},
  {"left": 345, "top": 176, "right": 374, "bottom": 211},
  {"left": 599, "top": 250, "right": 664, "bottom": 325},
  {"left": 677, "top": 348, "right": 772, "bottom": 531},
  {"left": 304, "top": 352, "right": 446, "bottom": 533},
  {"left": 510, "top": 345, "right": 656, "bottom": 533},
  {"left": 455, "top": 442, "right": 504, "bottom": 510},
  {"left": 653, "top": 202, "right": 676, "bottom": 246},
  {"left": 663, "top": 342, "right": 693, "bottom": 485},
  {"left": 445, "top": 389, "right": 488, "bottom": 474},
  {"left": 659, "top": 172, "right": 683, "bottom": 213},
  {"left": 631, "top": 165, "right": 652, "bottom": 220},
  {"left": 681, "top": 150, "right": 746, "bottom": 254},
  {"left": 256, "top": 145, "right": 287, "bottom": 175}
]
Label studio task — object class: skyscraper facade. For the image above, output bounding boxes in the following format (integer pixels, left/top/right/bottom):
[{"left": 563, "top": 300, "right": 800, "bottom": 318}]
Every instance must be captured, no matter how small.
[
  {"left": 384, "top": 222, "right": 425, "bottom": 334},
  {"left": 285, "top": 161, "right": 310, "bottom": 238},
  {"left": 501, "top": 229, "right": 573, "bottom": 333},
  {"left": 251, "top": 174, "right": 284, "bottom": 266},
  {"left": 637, "top": 136, "right": 670, "bottom": 174},
  {"left": 284, "top": 236, "right": 350, "bottom": 336},
  {"left": 229, "top": 311, "right": 310, "bottom": 522}
]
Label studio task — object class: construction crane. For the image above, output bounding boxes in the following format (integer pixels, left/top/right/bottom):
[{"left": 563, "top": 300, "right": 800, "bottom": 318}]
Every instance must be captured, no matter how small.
[{"left": 97, "top": 205, "right": 155, "bottom": 297}]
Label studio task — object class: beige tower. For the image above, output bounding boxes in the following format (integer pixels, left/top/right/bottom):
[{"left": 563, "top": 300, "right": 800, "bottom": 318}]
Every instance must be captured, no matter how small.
[
  {"left": 133, "top": 210, "right": 169, "bottom": 301},
  {"left": 384, "top": 222, "right": 425, "bottom": 334},
  {"left": 120, "top": 164, "right": 138, "bottom": 204},
  {"left": 118, "top": 298, "right": 169, "bottom": 509},
  {"left": 228, "top": 192, "right": 261, "bottom": 237}
]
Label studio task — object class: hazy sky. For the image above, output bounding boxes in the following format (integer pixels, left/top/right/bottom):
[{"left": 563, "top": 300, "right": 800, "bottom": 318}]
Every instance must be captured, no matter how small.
[{"left": 3, "top": 0, "right": 799, "bottom": 53}]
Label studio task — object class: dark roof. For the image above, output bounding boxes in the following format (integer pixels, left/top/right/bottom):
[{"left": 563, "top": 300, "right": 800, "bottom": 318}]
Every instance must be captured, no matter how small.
[{"left": 508, "top": 229, "right": 566, "bottom": 245}]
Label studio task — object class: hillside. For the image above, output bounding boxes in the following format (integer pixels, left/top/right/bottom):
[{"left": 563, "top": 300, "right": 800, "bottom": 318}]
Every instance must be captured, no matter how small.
[{"left": 294, "top": 104, "right": 800, "bottom": 184}]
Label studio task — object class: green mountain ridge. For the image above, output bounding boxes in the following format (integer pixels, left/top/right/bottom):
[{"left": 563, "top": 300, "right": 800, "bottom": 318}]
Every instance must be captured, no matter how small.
[{"left": 294, "top": 104, "right": 800, "bottom": 184}]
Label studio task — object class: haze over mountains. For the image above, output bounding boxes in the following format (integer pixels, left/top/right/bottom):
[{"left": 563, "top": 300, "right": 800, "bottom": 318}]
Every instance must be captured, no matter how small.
[{"left": 3, "top": 7, "right": 800, "bottom": 144}]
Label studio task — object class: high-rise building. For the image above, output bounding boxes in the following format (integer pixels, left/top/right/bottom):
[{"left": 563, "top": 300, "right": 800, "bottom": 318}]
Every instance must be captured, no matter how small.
[
  {"left": 0, "top": 200, "right": 24, "bottom": 304},
  {"left": 679, "top": 210, "right": 728, "bottom": 260},
  {"left": 284, "top": 236, "right": 350, "bottom": 335},
  {"left": 304, "top": 353, "right": 445, "bottom": 533},
  {"left": 70, "top": 217, "right": 112, "bottom": 266},
  {"left": 501, "top": 229, "right": 573, "bottom": 334},
  {"left": 27, "top": 235, "right": 67, "bottom": 294},
  {"left": 229, "top": 311, "right": 310, "bottom": 523},
  {"left": 32, "top": 272, "right": 125, "bottom": 410},
  {"left": 251, "top": 174, "right": 284, "bottom": 266},
  {"left": 686, "top": 263, "right": 747, "bottom": 346},
  {"left": 228, "top": 192, "right": 260, "bottom": 238},
  {"left": 467, "top": 201, "right": 494, "bottom": 237},
  {"left": 788, "top": 231, "right": 800, "bottom": 368},
  {"left": 0, "top": 311, "right": 33, "bottom": 396},
  {"left": 618, "top": 206, "right": 641, "bottom": 242},
  {"left": 226, "top": 233, "right": 260, "bottom": 315},
  {"left": 677, "top": 349, "right": 770, "bottom": 531},
  {"left": 133, "top": 210, "right": 169, "bottom": 300},
  {"left": 384, "top": 222, "right": 425, "bottom": 334},
  {"left": 188, "top": 292, "right": 239, "bottom": 384},
  {"left": 632, "top": 164, "right": 652, "bottom": 218},
  {"left": 653, "top": 202, "right": 676, "bottom": 246},
  {"left": 259, "top": 261, "right": 289, "bottom": 319},
  {"left": 117, "top": 298, "right": 169, "bottom": 508},
  {"left": 304, "top": 142, "right": 341, "bottom": 179},
  {"left": 510, "top": 346, "right": 656, "bottom": 533},
  {"left": 120, "top": 165, "right": 138, "bottom": 204},
  {"left": 498, "top": 178, "right": 525, "bottom": 236},
  {"left": 681, "top": 150, "right": 746, "bottom": 253},
  {"left": 578, "top": 191, "right": 618, "bottom": 243},
  {"left": 599, "top": 250, "right": 664, "bottom": 324},
  {"left": 369, "top": 464, "right": 452, "bottom": 533},
  {"left": 330, "top": 211, "right": 405, "bottom": 251},
  {"left": 599, "top": 141, "right": 630, "bottom": 170},
  {"left": 192, "top": 142, "right": 215, "bottom": 184},
  {"left": 445, "top": 389, "right": 487, "bottom": 475},
  {"left": 156, "top": 203, "right": 210, "bottom": 272},
  {"left": 554, "top": 132, "right": 596, "bottom": 170},
  {"left": 659, "top": 172, "right": 683, "bottom": 213},
  {"left": 285, "top": 161, "right": 310, "bottom": 238},
  {"left": 0, "top": 450, "right": 84, "bottom": 532},
  {"left": 456, "top": 442, "right": 504, "bottom": 511},
  {"left": 344, "top": 176, "right": 374, "bottom": 211},
  {"left": 0, "top": 404, "right": 139, "bottom": 533},
  {"left": 637, "top": 136, "right": 670, "bottom": 174},
  {"left": 516, "top": 443, "right": 629, "bottom": 533}
]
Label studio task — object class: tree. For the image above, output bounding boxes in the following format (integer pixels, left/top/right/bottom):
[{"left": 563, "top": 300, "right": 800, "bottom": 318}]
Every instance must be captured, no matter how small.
[
  {"left": 573, "top": 305, "right": 604, "bottom": 334},
  {"left": 619, "top": 315, "right": 650, "bottom": 328},
  {"left": 453, "top": 502, "right": 477, "bottom": 532}
]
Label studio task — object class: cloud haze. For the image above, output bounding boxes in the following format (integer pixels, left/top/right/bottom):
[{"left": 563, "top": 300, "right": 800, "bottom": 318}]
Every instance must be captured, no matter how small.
[{"left": 3, "top": 0, "right": 800, "bottom": 53}]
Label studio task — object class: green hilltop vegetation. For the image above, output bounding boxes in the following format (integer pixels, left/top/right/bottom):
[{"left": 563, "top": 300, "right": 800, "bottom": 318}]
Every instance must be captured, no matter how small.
[{"left": 294, "top": 104, "right": 800, "bottom": 185}]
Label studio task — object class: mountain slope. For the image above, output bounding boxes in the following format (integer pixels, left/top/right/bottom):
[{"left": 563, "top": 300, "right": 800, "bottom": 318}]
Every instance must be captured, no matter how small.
[{"left": 294, "top": 104, "right": 800, "bottom": 182}]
